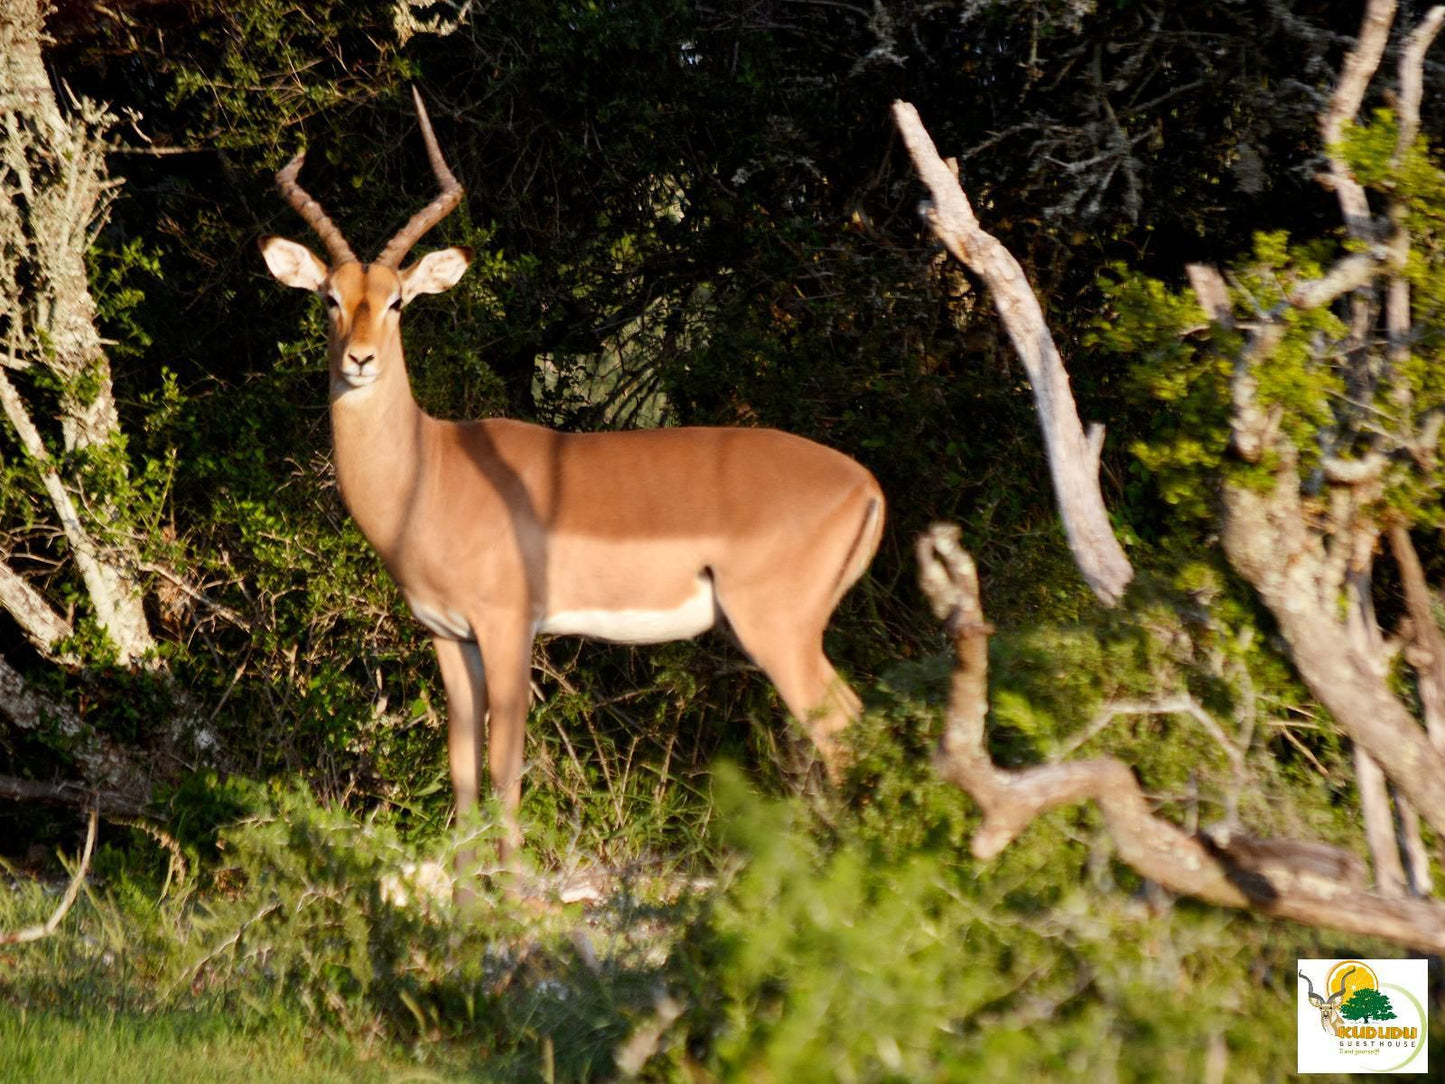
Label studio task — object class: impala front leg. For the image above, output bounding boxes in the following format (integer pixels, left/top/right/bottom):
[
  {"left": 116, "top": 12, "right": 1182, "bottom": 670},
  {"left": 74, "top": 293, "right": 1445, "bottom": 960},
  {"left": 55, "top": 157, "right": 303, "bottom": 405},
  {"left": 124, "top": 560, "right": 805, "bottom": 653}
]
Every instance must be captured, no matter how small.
[
  {"left": 434, "top": 636, "right": 487, "bottom": 887},
  {"left": 476, "top": 620, "right": 534, "bottom": 863}
]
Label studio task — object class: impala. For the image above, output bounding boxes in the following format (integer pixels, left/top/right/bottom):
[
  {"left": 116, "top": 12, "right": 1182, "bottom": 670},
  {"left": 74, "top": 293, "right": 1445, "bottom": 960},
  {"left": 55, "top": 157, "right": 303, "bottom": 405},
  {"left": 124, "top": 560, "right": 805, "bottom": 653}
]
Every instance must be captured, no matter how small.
[{"left": 259, "top": 90, "right": 884, "bottom": 859}]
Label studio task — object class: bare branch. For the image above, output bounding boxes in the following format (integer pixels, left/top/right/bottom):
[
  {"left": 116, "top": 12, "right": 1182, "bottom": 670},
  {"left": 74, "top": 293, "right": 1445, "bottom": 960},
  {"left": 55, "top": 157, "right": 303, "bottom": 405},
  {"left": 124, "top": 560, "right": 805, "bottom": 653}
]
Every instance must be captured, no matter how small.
[
  {"left": 1389, "top": 523, "right": 1445, "bottom": 752},
  {"left": 1320, "top": 450, "right": 1388, "bottom": 484},
  {"left": 1184, "top": 263, "right": 1284, "bottom": 462},
  {"left": 1322, "top": 0, "right": 1395, "bottom": 238},
  {"left": 0, "top": 363, "right": 154, "bottom": 665},
  {"left": 893, "top": 100, "right": 1133, "bottom": 606},
  {"left": 1354, "top": 744, "right": 1407, "bottom": 895},
  {"left": 0, "top": 556, "right": 73, "bottom": 657},
  {"left": 0, "top": 653, "right": 157, "bottom": 805},
  {"left": 1395, "top": 7, "right": 1445, "bottom": 159},
  {"left": 1290, "top": 250, "right": 1386, "bottom": 309},
  {"left": 1386, "top": 10, "right": 1445, "bottom": 420},
  {"left": 1221, "top": 465, "right": 1445, "bottom": 842},
  {"left": 919, "top": 523, "right": 1445, "bottom": 951},
  {"left": 1185, "top": 263, "right": 1233, "bottom": 326},
  {"left": 1396, "top": 792, "right": 1434, "bottom": 896},
  {"left": 1053, "top": 693, "right": 1244, "bottom": 778}
]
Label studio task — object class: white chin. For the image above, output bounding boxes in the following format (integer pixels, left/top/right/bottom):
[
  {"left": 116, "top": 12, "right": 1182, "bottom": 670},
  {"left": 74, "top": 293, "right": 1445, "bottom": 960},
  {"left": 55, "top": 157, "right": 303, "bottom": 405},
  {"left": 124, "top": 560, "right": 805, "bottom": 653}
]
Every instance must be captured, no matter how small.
[{"left": 334, "top": 370, "right": 379, "bottom": 392}]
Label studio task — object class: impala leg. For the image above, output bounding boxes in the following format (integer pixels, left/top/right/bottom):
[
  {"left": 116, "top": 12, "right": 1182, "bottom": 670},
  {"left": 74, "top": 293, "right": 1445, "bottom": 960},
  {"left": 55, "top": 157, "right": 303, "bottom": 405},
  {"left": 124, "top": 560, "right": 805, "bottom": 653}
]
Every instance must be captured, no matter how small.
[
  {"left": 716, "top": 602, "right": 859, "bottom": 781},
  {"left": 475, "top": 621, "right": 534, "bottom": 864},
  {"left": 776, "top": 651, "right": 860, "bottom": 782},
  {"left": 434, "top": 636, "right": 487, "bottom": 891}
]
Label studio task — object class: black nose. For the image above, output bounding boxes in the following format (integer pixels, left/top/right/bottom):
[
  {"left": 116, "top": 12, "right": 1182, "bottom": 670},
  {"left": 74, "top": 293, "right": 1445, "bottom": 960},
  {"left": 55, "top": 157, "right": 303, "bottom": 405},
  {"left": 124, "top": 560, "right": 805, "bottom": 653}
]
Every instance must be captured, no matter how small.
[{"left": 348, "top": 349, "right": 376, "bottom": 369}]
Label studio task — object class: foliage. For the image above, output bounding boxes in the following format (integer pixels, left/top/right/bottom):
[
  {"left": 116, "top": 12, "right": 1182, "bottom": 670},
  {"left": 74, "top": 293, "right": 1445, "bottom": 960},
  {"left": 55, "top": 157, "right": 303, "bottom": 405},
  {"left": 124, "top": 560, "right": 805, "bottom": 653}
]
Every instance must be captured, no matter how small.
[
  {"left": 1098, "top": 111, "right": 1445, "bottom": 539},
  {"left": 673, "top": 759, "right": 1359, "bottom": 1083},
  {"left": 1340, "top": 986, "right": 1397, "bottom": 1024}
]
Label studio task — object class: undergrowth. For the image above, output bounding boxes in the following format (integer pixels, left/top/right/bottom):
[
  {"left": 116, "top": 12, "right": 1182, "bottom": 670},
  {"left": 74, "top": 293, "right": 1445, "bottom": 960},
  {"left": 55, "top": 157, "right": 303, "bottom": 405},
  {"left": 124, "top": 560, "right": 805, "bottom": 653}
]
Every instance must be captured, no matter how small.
[{"left": 0, "top": 615, "right": 1428, "bottom": 1082}]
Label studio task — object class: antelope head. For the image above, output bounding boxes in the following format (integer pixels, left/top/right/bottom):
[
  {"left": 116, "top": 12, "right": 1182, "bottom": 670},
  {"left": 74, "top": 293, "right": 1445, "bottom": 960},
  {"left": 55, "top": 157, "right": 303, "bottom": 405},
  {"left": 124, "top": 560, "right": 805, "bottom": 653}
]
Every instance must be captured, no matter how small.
[
  {"left": 1299, "top": 967, "right": 1354, "bottom": 1036},
  {"left": 258, "top": 87, "right": 473, "bottom": 396}
]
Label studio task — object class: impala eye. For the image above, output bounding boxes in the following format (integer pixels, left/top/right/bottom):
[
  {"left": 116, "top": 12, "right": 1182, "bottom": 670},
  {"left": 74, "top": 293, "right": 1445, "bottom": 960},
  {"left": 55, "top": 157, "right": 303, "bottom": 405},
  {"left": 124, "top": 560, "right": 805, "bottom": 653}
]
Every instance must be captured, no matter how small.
[
  {"left": 389, "top": 296, "right": 403, "bottom": 312},
  {"left": 323, "top": 294, "right": 340, "bottom": 310}
]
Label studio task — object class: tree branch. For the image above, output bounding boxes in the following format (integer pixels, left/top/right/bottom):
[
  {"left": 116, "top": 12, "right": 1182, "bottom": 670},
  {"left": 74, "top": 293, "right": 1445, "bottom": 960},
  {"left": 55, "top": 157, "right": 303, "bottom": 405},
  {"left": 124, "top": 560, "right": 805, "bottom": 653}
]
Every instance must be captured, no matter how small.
[
  {"left": 0, "top": 772, "right": 148, "bottom": 819},
  {"left": 1321, "top": 0, "right": 1395, "bottom": 238},
  {"left": 919, "top": 523, "right": 1445, "bottom": 952},
  {"left": 0, "top": 651, "right": 156, "bottom": 806},
  {"left": 1395, "top": 7, "right": 1445, "bottom": 159},
  {"left": 893, "top": 100, "right": 1133, "bottom": 606},
  {"left": 0, "top": 360, "right": 154, "bottom": 665},
  {"left": 1389, "top": 523, "right": 1445, "bottom": 752},
  {"left": 0, "top": 555, "right": 73, "bottom": 657}
]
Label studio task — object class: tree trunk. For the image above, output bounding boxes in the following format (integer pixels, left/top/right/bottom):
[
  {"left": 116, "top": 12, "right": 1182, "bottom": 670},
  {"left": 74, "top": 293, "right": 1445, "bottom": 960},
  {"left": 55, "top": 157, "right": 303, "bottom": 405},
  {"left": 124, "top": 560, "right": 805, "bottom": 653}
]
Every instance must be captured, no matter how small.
[{"left": 0, "top": 0, "right": 155, "bottom": 665}]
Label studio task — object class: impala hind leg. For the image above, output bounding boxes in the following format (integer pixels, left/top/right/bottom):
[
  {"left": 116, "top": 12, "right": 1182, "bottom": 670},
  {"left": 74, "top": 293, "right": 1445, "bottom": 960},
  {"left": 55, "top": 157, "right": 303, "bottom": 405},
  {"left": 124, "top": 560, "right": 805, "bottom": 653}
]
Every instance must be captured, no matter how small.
[{"left": 715, "top": 601, "right": 859, "bottom": 781}]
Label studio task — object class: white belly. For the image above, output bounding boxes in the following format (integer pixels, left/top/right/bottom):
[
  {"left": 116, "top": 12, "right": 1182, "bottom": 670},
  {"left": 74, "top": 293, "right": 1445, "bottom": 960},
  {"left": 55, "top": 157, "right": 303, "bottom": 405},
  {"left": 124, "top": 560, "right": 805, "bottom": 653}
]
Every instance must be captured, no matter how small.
[{"left": 539, "top": 576, "right": 716, "bottom": 644}]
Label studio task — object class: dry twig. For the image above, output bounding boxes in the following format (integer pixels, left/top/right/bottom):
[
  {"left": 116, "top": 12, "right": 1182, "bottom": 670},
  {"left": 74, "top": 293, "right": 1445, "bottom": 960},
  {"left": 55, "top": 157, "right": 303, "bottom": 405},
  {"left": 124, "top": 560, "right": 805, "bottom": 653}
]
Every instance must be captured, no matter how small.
[{"left": 0, "top": 805, "right": 98, "bottom": 945}]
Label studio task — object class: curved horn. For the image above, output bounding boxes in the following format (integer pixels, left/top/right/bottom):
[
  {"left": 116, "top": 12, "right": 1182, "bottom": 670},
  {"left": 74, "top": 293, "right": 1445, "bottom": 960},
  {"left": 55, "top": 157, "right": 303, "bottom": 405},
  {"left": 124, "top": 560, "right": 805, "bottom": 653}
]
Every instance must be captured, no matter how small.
[
  {"left": 1299, "top": 970, "right": 1322, "bottom": 1006},
  {"left": 1330, "top": 967, "right": 1356, "bottom": 1005},
  {"left": 274, "top": 152, "right": 358, "bottom": 266},
  {"left": 375, "top": 86, "right": 464, "bottom": 269}
]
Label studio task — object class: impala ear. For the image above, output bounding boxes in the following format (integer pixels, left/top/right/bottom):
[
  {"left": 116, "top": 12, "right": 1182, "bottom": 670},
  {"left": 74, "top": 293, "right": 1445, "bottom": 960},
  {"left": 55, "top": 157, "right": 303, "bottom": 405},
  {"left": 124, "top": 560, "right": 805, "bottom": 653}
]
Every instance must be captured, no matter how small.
[
  {"left": 259, "top": 235, "right": 329, "bottom": 292},
  {"left": 399, "top": 246, "right": 473, "bottom": 304}
]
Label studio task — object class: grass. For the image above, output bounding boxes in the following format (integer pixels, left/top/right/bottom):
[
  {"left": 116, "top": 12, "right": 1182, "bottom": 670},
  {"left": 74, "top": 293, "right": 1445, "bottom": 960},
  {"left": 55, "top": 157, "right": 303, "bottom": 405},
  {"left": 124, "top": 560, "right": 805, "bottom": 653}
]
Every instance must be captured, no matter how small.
[{"left": 0, "top": 1011, "right": 425, "bottom": 1084}]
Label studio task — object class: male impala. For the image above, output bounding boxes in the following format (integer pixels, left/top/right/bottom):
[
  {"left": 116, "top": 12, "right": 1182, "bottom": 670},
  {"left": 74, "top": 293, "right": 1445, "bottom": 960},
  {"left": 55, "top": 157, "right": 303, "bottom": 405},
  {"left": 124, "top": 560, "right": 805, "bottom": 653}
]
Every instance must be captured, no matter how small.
[{"left": 259, "top": 90, "right": 884, "bottom": 859}]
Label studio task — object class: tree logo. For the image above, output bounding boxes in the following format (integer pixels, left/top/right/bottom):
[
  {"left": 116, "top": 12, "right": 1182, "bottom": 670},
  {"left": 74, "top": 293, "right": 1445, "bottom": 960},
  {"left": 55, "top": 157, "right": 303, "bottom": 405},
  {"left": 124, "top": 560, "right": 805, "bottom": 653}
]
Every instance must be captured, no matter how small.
[
  {"left": 1297, "top": 958, "right": 1429, "bottom": 1074},
  {"left": 1342, "top": 986, "right": 1397, "bottom": 1025}
]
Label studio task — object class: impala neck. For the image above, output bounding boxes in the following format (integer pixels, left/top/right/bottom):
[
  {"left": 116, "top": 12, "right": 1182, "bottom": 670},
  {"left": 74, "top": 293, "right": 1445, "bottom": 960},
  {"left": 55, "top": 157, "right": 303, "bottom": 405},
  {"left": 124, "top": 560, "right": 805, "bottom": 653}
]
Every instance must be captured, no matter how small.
[{"left": 328, "top": 352, "right": 431, "bottom": 560}]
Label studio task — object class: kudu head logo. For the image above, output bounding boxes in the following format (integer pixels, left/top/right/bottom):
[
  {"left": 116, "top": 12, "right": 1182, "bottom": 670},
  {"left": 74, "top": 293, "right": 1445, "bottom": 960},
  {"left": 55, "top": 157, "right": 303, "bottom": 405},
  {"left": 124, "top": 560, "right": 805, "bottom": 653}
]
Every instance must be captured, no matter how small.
[{"left": 1299, "top": 966, "right": 1355, "bottom": 1035}]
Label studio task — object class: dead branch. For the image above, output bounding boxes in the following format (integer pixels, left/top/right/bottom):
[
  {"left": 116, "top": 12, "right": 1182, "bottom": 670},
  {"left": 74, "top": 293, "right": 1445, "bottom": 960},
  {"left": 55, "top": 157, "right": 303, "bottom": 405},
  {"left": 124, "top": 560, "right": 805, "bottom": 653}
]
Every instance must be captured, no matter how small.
[
  {"left": 0, "top": 804, "right": 97, "bottom": 945},
  {"left": 0, "top": 772, "right": 149, "bottom": 819},
  {"left": 0, "top": 362, "right": 150, "bottom": 662},
  {"left": 0, "top": 0, "right": 158, "bottom": 666},
  {"left": 1217, "top": 457, "right": 1445, "bottom": 842},
  {"left": 1192, "top": 12, "right": 1445, "bottom": 888},
  {"left": 0, "top": 556, "right": 73, "bottom": 658},
  {"left": 1394, "top": 7, "right": 1445, "bottom": 159},
  {"left": 1052, "top": 693, "right": 1244, "bottom": 779},
  {"left": 1183, "top": 263, "right": 1283, "bottom": 462},
  {"left": 1321, "top": 0, "right": 1395, "bottom": 238},
  {"left": 1185, "top": 252, "right": 1445, "bottom": 848},
  {"left": 1353, "top": 743, "right": 1407, "bottom": 896},
  {"left": 920, "top": 523, "right": 1445, "bottom": 952},
  {"left": 1290, "top": 250, "right": 1388, "bottom": 310},
  {"left": 0, "top": 652, "right": 157, "bottom": 807},
  {"left": 1389, "top": 523, "right": 1445, "bottom": 752},
  {"left": 892, "top": 100, "right": 1134, "bottom": 606}
]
